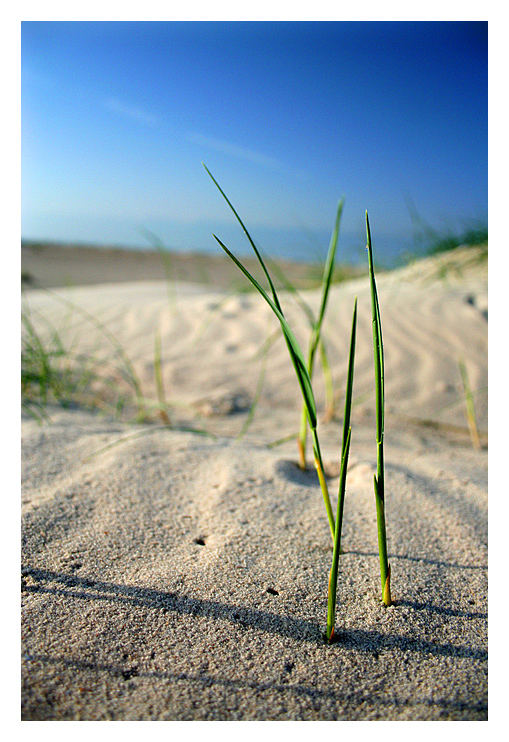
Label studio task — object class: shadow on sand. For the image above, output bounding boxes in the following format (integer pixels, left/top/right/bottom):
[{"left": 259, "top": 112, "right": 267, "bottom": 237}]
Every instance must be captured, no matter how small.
[{"left": 22, "top": 566, "right": 487, "bottom": 660}]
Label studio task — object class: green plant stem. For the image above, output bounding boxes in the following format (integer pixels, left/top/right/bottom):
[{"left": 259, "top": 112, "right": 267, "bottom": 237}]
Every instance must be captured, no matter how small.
[
  {"left": 326, "top": 297, "right": 357, "bottom": 642},
  {"left": 311, "top": 429, "right": 335, "bottom": 540},
  {"left": 213, "top": 227, "right": 335, "bottom": 534},
  {"left": 268, "top": 258, "right": 336, "bottom": 424},
  {"left": 204, "top": 164, "right": 337, "bottom": 532},
  {"left": 297, "top": 200, "right": 344, "bottom": 469},
  {"left": 366, "top": 212, "right": 391, "bottom": 606},
  {"left": 326, "top": 428, "right": 351, "bottom": 641},
  {"left": 298, "top": 335, "right": 319, "bottom": 468},
  {"left": 298, "top": 405, "right": 308, "bottom": 469}
]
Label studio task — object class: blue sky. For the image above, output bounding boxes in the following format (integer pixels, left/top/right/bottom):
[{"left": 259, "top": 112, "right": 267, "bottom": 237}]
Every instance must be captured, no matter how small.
[{"left": 21, "top": 21, "right": 487, "bottom": 265}]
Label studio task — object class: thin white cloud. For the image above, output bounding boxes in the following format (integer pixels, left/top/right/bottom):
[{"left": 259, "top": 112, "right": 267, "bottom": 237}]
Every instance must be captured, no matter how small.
[
  {"left": 105, "top": 97, "right": 159, "bottom": 127},
  {"left": 186, "top": 131, "right": 285, "bottom": 171}
]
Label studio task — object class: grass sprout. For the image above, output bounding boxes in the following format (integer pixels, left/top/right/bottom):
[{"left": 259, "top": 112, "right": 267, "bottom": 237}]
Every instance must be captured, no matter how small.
[
  {"left": 267, "top": 221, "right": 344, "bottom": 463},
  {"left": 205, "top": 165, "right": 362, "bottom": 641},
  {"left": 366, "top": 211, "right": 392, "bottom": 606},
  {"left": 296, "top": 199, "right": 344, "bottom": 469},
  {"left": 270, "top": 265, "right": 336, "bottom": 422},
  {"left": 204, "top": 162, "right": 336, "bottom": 538},
  {"left": 326, "top": 297, "right": 357, "bottom": 642}
]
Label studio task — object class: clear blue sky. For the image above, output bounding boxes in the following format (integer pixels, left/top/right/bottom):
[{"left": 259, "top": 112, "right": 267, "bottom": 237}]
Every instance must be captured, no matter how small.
[{"left": 21, "top": 21, "right": 487, "bottom": 265}]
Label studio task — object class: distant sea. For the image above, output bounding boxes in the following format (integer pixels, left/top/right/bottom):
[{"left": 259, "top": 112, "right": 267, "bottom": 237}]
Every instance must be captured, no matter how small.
[{"left": 22, "top": 218, "right": 418, "bottom": 269}]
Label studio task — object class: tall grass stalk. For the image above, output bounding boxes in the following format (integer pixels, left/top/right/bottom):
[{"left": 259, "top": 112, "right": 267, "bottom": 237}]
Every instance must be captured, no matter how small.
[
  {"left": 204, "top": 163, "right": 336, "bottom": 538},
  {"left": 366, "top": 212, "right": 392, "bottom": 606},
  {"left": 326, "top": 297, "right": 357, "bottom": 642},
  {"left": 271, "top": 262, "right": 335, "bottom": 424},
  {"left": 295, "top": 200, "right": 344, "bottom": 469},
  {"left": 458, "top": 358, "right": 481, "bottom": 450},
  {"left": 268, "top": 252, "right": 340, "bottom": 456}
]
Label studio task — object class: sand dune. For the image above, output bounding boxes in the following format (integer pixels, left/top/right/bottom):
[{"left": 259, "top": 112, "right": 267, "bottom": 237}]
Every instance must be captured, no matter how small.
[{"left": 21, "top": 245, "right": 487, "bottom": 720}]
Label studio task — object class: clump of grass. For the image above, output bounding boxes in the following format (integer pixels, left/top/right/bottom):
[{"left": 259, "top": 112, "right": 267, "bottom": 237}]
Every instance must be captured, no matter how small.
[
  {"left": 205, "top": 163, "right": 357, "bottom": 641},
  {"left": 22, "top": 303, "right": 99, "bottom": 420},
  {"left": 366, "top": 211, "right": 391, "bottom": 606},
  {"left": 22, "top": 289, "right": 160, "bottom": 424},
  {"left": 34, "top": 288, "right": 148, "bottom": 422},
  {"left": 406, "top": 198, "right": 488, "bottom": 256},
  {"left": 204, "top": 163, "right": 335, "bottom": 536},
  {"left": 458, "top": 357, "right": 481, "bottom": 450},
  {"left": 22, "top": 287, "right": 217, "bottom": 439}
]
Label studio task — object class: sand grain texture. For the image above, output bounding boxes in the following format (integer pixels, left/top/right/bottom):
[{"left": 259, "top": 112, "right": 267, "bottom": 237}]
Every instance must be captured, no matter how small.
[{"left": 21, "top": 246, "right": 487, "bottom": 720}]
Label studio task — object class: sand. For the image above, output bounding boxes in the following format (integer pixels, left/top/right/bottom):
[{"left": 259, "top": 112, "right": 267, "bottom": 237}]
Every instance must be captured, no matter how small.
[{"left": 21, "top": 245, "right": 487, "bottom": 720}]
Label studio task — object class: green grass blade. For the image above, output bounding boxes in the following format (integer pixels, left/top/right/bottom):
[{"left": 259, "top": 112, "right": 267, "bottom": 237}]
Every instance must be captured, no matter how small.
[
  {"left": 206, "top": 164, "right": 342, "bottom": 456},
  {"left": 326, "top": 297, "right": 357, "bottom": 642},
  {"left": 316, "top": 199, "right": 344, "bottom": 330},
  {"left": 213, "top": 234, "right": 317, "bottom": 431},
  {"left": 366, "top": 212, "right": 385, "bottom": 443},
  {"left": 203, "top": 163, "right": 283, "bottom": 313},
  {"left": 366, "top": 211, "right": 391, "bottom": 606},
  {"left": 267, "top": 257, "right": 316, "bottom": 327},
  {"left": 326, "top": 426, "right": 351, "bottom": 642},
  {"left": 268, "top": 256, "right": 337, "bottom": 454},
  {"left": 310, "top": 427, "right": 335, "bottom": 538},
  {"left": 40, "top": 287, "right": 147, "bottom": 421},
  {"left": 340, "top": 298, "right": 357, "bottom": 456},
  {"left": 85, "top": 424, "right": 217, "bottom": 462},
  {"left": 298, "top": 199, "right": 344, "bottom": 468},
  {"left": 207, "top": 168, "right": 335, "bottom": 538}
]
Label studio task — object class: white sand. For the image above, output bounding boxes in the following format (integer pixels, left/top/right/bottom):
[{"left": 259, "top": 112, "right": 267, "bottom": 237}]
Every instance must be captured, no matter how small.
[{"left": 21, "top": 246, "right": 487, "bottom": 720}]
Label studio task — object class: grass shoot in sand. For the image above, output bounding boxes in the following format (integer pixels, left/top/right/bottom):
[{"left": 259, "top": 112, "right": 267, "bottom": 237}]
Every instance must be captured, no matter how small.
[
  {"left": 205, "top": 163, "right": 357, "bottom": 640},
  {"left": 366, "top": 211, "right": 392, "bottom": 606},
  {"left": 267, "top": 258, "right": 337, "bottom": 426},
  {"left": 326, "top": 297, "right": 357, "bottom": 642},
  {"left": 204, "top": 163, "right": 335, "bottom": 537},
  {"left": 295, "top": 199, "right": 344, "bottom": 469}
]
